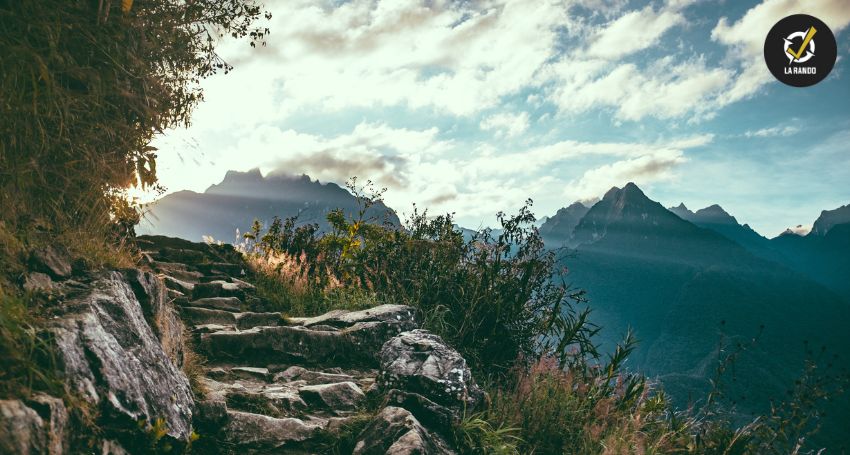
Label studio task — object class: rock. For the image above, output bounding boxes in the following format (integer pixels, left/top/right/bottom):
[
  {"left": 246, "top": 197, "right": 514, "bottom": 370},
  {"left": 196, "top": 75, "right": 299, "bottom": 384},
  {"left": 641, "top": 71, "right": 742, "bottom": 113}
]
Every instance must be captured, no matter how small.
[
  {"left": 48, "top": 270, "right": 194, "bottom": 443},
  {"left": 194, "top": 400, "right": 228, "bottom": 430},
  {"left": 197, "top": 262, "right": 246, "bottom": 276},
  {"left": 22, "top": 272, "right": 54, "bottom": 293},
  {"left": 353, "top": 406, "right": 455, "bottom": 455},
  {"left": 124, "top": 269, "right": 186, "bottom": 367},
  {"left": 162, "top": 275, "right": 195, "bottom": 295},
  {"left": 0, "top": 396, "right": 67, "bottom": 455},
  {"left": 201, "top": 378, "right": 306, "bottom": 416},
  {"left": 192, "top": 282, "right": 245, "bottom": 300},
  {"left": 151, "top": 262, "right": 203, "bottom": 283},
  {"left": 199, "top": 320, "right": 408, "bottom": 367},
  {"left": 236, "top": 311, "right": 284, "bottom": 330},
  {"left": 189, "top": 296, "right": 243, "bottom": 312},
  {"left": 208, "top": 366, "right": 270, "bottom": 382},
  {"left": 274, "top": 366, "right": 356, "bottom": 385},
  {"left": 180, "top": 306, "right": 238, "bottom": 327},
  {"left": 384, "top": 389, "right": 455, "bottom": 433},
  {"left": 101, "top": 440, "right": 130, "bottom": 454},
  {"left": 378, "top": 330, "right": 485, "bottom": 412},
  {"left": 293, "top": 304, "right": 418, "bottom": 330},
  {"left": 219, "top": 411, "right": 321, "bottom": 451},
  {"left": 299, "top": 382, "right": 365, "bottom": 411},
  {"left": 29, "top": 245, "right": 72, "bottom": 279}
]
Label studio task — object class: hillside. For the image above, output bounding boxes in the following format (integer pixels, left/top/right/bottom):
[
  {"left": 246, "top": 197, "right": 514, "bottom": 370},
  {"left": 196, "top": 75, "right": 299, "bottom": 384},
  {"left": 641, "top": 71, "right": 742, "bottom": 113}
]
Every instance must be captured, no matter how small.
[
  {"left": 540, "top": 183, "right": 850, "bottom": 448},
  {"left": 137, "top": 169, "right": 400, "bottom": 242}
]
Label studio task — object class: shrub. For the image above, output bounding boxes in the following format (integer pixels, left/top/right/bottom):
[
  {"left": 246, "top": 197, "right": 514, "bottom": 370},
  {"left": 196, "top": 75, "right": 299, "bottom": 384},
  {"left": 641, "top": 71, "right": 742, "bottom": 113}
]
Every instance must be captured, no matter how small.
[{"left": 242, "top": 179, "right": 588, "bottom": 378}]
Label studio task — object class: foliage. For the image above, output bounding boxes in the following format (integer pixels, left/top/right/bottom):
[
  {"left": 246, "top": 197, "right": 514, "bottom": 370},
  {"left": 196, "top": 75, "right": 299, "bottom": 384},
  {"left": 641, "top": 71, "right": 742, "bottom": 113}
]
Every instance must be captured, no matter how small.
[
  {"left": 0, "top": 0, "right": 269, "bottom": 238},
  {"left": 242, "top": 178, "right": 587, "bottom": 378},
  {"left": 244, "top": 178, "right": 846, "bottom": 454},
  {"left": 0, "top": 291, "right": 60, "bottom": 399}
]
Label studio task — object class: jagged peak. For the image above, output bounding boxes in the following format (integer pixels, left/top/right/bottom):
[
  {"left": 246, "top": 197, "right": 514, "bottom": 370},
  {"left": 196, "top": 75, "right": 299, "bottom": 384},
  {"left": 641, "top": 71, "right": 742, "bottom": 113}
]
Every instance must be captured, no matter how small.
[{"left": 602, "top": 186, "right": 621, "bottom": 201}]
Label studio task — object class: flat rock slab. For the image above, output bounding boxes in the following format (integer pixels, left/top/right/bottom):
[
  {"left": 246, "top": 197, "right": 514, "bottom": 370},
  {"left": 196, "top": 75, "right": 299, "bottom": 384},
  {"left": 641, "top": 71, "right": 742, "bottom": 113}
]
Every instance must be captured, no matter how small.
[
  {"left": 180, "top": 306, "right": 238, "bottom": 327},
  {"left": 236, "top": 311, "right": 284, "bottom": 330},
  {"left": 200, "top": 321, "right": 409, "bottom": 367},
  {"left": 192, "top": 282, "right": 246, "bottom": 300},
  {"left": 189, "top": 297, "right": 243, "bottom": 312},
  {"left": 162, "top": 275, "right": 195, "bottom": 295},
  {"left": 293, "top": 304, "right": 417, "bottom": 329},
  {"left": 219, "top": 411, "right": 321, "bottom": 451},
  {"left": 275, "top": 366, "right": 356, "bottom": 385},
  {"left": 299, "top": 382, "right": 365, "bottom": 411}
]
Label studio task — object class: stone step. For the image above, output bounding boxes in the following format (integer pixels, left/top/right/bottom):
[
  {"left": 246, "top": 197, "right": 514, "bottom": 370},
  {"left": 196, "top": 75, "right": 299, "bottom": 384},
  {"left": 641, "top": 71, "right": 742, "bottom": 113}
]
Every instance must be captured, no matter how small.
[
  {"left": 217, "top": 410, "right": 322, "bottom": 453},
  {"left": 198, "top": 318, "right": 409, "bottom": 367},
  {"left": 196, "top": 262, "right": 247, "bottom": 277},
  {"left": 180, "top": 307, "right": 285, "bottom": 331},
  {"left": 192, "top": 281, "right": 248, "bottom": 300},
  {"left": 188, "top": 297, "right": 244, "bottom": 312},
  {"left": 151, "top": 262, "right": 203, "bottom": 283}
]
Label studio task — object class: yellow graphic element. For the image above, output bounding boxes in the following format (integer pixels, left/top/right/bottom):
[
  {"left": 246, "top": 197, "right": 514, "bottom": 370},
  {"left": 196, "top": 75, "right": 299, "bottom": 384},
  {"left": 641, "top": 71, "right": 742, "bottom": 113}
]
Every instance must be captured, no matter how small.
[{"left": 786, "top": 26, "right": 817, "bottom": 60}]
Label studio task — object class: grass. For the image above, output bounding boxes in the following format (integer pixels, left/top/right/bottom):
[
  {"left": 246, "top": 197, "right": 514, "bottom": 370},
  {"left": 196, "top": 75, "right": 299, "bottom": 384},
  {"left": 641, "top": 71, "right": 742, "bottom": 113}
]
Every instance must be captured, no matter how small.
[{"left": 0, "top": 290, "right": 61, "bottom": 399}]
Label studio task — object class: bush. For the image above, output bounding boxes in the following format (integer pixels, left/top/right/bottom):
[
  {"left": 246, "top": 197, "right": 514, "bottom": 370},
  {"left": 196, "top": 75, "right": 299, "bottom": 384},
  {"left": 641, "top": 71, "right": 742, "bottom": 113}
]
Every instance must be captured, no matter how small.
[{"left": 242, "top": 179, "right": 588, "bottom": 378}]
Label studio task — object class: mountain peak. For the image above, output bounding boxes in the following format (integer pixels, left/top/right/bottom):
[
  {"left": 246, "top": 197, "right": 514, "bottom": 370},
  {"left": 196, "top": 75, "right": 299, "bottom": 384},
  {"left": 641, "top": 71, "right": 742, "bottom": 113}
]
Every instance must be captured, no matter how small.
[{"left": 810, "top": 204, "right": 850, "bottom": 236}]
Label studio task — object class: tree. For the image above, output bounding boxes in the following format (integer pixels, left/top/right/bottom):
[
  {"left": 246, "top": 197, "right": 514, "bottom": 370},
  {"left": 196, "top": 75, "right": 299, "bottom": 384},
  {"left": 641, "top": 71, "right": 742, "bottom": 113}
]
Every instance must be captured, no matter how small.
[{"left": 0, "top": 0, "right": 269, "bottom": 235}]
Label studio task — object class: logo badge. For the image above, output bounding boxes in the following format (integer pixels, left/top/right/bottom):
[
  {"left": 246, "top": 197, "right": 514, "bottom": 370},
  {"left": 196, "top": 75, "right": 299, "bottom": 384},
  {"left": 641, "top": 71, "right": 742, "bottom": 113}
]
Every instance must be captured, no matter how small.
[{"left": 764, "top": 14, "right": 837, "bottom": 87}]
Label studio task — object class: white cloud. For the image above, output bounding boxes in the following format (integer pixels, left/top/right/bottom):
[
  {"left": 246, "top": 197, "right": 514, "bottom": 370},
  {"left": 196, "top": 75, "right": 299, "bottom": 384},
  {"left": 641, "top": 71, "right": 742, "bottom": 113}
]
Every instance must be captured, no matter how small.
[
  {"left": 548, "top": 56, "right": 728, "bottom": 121},
  {"left": 479, "top": 112, "right": 531, "bottom": 138},
  {"left": 710, "top": 0, "right": 850, "bottom": 106},
  {"left": 564, "top": 149, "right": 687, "bottom": 201},
  {"left": 586, "top": 6, "right": 685, "bottom": 59},
  {"left": 744, "top": 125, "right": 801, "bottom": 137}
]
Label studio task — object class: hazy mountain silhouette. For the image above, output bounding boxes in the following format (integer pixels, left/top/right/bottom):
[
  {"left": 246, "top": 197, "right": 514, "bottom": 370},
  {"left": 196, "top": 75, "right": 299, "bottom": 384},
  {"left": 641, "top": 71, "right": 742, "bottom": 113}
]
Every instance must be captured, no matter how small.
[
  {"left": 538, "top": 202, "right": 588, "bottom": 247},
  {"left": 668, "top": 202, "right": 780, "bottom": 262},
  {"left": 541, "top": 183, "right": 850, "bottom": 447},
  {"left": 770, "top": 207, "right": 850, "bottom": 299},
  {"left": 137, "top": 169, "right": 399, "bottom": 242}
]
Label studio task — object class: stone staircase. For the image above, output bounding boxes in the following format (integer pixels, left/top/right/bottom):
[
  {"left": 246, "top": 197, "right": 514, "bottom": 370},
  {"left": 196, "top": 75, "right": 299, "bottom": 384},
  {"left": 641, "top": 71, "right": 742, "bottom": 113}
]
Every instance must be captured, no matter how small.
[{"left": 136, "top": 235, "right": 482, "bottom": 454}]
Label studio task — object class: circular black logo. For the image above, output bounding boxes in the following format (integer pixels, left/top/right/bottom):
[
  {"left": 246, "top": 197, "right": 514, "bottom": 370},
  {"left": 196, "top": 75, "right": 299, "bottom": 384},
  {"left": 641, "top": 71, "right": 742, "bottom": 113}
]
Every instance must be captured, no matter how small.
[{"left": 764, "top": 14, "right": 837, "bottom": 87}]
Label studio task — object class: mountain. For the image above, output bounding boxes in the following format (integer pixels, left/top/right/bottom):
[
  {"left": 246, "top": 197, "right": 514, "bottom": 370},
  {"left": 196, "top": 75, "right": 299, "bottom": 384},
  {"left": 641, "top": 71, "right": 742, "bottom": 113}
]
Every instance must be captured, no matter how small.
[
  {"left": 668, "top": 202, "right": 779, "bottom": 262},
  {"left": 810, "top": 204, "right": 850, "bottom": 236},
  {"left": 538, "top": 202, "right": 588, "bottom": 247},
  {"left": 137, "top": 169, "right": 400, "bottom": 242},
  {"left": 770, "top": 208, "right": 850, "bottom": 298},
  {"left": 549, "top": 184, "right": 850, "bottom": 448}
]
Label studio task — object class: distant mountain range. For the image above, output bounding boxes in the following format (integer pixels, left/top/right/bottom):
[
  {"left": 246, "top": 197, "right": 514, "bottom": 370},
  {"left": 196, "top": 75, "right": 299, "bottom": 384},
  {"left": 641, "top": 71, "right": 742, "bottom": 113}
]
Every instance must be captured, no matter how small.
[
  {"left": 539, "top": 183, "right": 850, "bottom": 448},
  {"left": 137, "top": 169, "right": 399, "bottom": 242}
]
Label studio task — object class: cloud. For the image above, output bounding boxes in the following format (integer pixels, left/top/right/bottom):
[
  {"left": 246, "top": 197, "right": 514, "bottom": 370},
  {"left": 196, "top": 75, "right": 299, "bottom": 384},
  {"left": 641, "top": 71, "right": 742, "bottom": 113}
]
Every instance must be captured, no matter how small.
[
  {"left": 710, "top": 0, "right": 850, "bottom": 106},
  {"left": 479, "top": 112, "right": 531, "bottom": 138},
  {"left": 564, "top": 150, "right": 687, "bottom": 200},
  {"left": 586, "top": 5, "right": 685, "bottom": 59},
  {"left": 744, "top": 125, "right": 801, "bottom": 137},
  {"left": 548, "top": 56, "right": 729, "bottom": 121}
]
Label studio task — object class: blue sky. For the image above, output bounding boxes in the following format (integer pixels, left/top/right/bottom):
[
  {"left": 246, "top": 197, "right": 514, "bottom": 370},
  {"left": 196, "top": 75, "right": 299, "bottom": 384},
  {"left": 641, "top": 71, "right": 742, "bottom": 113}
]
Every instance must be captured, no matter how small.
[{"left": 148, "top": 0, "right": 850, "bottom": 237}]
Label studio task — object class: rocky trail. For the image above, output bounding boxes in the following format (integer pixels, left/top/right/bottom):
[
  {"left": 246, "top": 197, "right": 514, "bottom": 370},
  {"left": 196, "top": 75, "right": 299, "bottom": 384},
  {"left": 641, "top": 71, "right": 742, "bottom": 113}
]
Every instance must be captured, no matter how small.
[
  {"left": 138, "top": 235, "right": 484, "bottom": 454},
  {"left": 1, "top": 235, "right": 484, "bottom": 454}
]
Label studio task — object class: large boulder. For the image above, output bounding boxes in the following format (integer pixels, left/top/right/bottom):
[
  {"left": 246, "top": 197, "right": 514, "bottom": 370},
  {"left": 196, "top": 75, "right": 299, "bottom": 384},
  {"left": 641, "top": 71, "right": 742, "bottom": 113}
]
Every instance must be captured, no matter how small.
[
  {"left": 353, "top": 406, "right": 455, "bottom": 455},
  {"left": 378, "top": 330, "right": 485, "bottom": 413},
  {"left": 47, "top": 270, "right": 194, "bottom": 445}
]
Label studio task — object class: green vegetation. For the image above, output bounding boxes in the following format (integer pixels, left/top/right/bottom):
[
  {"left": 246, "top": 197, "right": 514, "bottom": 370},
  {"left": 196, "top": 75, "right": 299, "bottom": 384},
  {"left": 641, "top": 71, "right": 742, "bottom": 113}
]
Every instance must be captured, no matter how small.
[{"left": 242, "top": 179, "right": 843, "bottom": 454}]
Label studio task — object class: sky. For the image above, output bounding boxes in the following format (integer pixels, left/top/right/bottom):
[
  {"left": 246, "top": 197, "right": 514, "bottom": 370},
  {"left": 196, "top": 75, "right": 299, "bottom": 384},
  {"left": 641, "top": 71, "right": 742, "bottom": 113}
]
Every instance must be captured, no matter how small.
[{"left": 147, "top": 0, "right": 850, "bottom": 237}]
